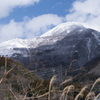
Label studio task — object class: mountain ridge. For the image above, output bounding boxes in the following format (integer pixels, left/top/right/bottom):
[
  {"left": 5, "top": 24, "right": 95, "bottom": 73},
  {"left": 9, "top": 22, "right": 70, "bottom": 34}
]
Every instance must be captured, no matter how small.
[
  {"left": 1, "top": 22, "right": 100, "bottom": 79},
  {"left": 0, "top": 22, "right": 95, "bottom": 57}
]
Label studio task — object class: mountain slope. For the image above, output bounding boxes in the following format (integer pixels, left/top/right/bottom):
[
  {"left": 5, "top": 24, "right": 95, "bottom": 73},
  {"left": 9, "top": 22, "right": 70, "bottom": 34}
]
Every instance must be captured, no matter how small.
[{"left": 28, "top": 28, "right": 100, "bottom": 78}]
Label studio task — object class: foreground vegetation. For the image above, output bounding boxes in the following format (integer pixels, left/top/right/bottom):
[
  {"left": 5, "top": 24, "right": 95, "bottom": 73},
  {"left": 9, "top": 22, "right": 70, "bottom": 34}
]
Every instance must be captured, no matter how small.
[{"left": 0, "top": 57, "right": 100, "bottom": 100}]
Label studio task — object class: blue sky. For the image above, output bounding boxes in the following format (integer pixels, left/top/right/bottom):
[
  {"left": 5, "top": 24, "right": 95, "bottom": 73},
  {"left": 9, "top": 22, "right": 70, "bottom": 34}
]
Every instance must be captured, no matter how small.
[
  {"left": 0, "top": 0, "right": 100, "bottom": 43},
  {"left": 0, "top": 0, "right": 74, "bottom": 23}
]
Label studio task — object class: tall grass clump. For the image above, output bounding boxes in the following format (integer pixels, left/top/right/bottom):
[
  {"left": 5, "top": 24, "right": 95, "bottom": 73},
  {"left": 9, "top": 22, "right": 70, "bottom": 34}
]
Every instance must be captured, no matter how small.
[
  {"left": 48, "top": 75, "right": 57, "bottom": 100},
  {"left": 1, "top": 55, "right": 100, "bottom": 100},
  {"left": 94, "top": 93, "right": 100, "bottom": 100},
  {"left": 85, "top": 92, "right": 95, "bottom": 100},
  {"left": 60, "top": 85, "right": 74, "bottom": 100},
  {"left": 74, "top": 86, "right": 88, "bottom": 100},
  {"left": 84, "top": 77, "right": 100, "bottom": 100},
  {"left": 90, "top": 78, "right": 100, "bottom": 92}
]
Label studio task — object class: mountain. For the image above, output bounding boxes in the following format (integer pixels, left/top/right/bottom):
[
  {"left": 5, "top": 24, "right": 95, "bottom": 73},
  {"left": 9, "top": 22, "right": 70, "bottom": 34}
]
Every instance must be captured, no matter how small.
[
  {"left": 0, "top": 22, "right": 91, "bottom": 57},
  {"left": 1, "top": 22, "right": 100, "bottom": 79}
]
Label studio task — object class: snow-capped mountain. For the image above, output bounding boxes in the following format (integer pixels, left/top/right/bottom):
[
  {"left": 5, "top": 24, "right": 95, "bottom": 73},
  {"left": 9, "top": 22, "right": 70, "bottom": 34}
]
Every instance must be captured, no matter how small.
[
  {"left": 0, "top": 22, "right": 95, "bottom": 57},
  {"left": 1, "top": 22, "right": 100, "bottom": 79}
]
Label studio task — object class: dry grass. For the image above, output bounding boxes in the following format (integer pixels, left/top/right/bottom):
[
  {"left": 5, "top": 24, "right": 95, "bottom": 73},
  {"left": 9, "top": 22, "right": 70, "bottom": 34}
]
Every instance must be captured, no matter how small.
[
  {"left": 9, "top": 84, "right": 19, "bottom": 100},
  {"left": 19, "top": 75, "right": 100, "bottom": 100},
  {"left": 0, "top": 64, "right": 17, "bottom": 84},
  {"left": 90, "top": 78, "right": 100, "bottom": 92},
  {"left": 5, "top": 56, "right": 7, "bottom": 74},
  {"left": 48, "top": 75, "right": 57, "bottom": 100},
  {"left": 94, "top": 93, "right": 100, "bottom": 100},
  {"left": 1, "top": 70, "right": 100, "bottom": 100},
  {"left": 60, "top": 85, "right": 75, "bottom": 100},
  {"left": 85, "top": 92, "right": 95, "bottom": 100},
  {"left": 60, "top": 86, "right": 69, "bottom": 100},
  {"left": 74, "top": 86, "right": 88, "bottom": 100},
  {"left": 60, "top": 78, "right": 72, "bottom": 86},
  {"left": 84, "top": 77, "right": 100, "bottom": 100},
  {"left": 68, "top": 59, "right": 77, "bottom": 71},
  {"left": 1, "top": 57, "right": 100, "bottom": 100}
]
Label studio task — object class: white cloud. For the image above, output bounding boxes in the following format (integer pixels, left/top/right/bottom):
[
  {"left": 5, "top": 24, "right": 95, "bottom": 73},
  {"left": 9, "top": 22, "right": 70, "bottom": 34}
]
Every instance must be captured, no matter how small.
[
  {"left": 0, "top": 20, "right": 24, "bottom": 42},
  {"left": 0, "top": 14, "right": 63, "bottom": 43},
  {"left": 25, "top": 14, "right": 63, "bottom": 37},
  {"left": 66, "top": 0, "right": 100, "bottom": 31},
  {"left": 1, "top": 0, "right": 100, "bottom": 43},
  {"left": 0, "top": 0, "right": 39, "bottom": 19}
]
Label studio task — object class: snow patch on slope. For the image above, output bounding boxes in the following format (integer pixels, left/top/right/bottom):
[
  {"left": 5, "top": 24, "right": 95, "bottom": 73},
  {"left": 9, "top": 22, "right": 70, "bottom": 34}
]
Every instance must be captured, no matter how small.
[
  {"left": 87, "top": 38, "right": 91, "bottom": 60},
  {"left": 0, "top": 38, "right": 29, "bottom": 57},
  {"left": 0, "top": 38, "right": 28, "bottom": 48},
  {"left": 92, "top": 31, "right": 100, "bottom": 45}
]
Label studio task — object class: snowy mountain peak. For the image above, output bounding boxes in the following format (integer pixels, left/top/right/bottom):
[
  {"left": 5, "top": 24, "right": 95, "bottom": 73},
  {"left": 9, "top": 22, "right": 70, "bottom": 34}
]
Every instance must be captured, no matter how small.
[{"left": 40, "top": 22, "right": 90, "bottom": 37}]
